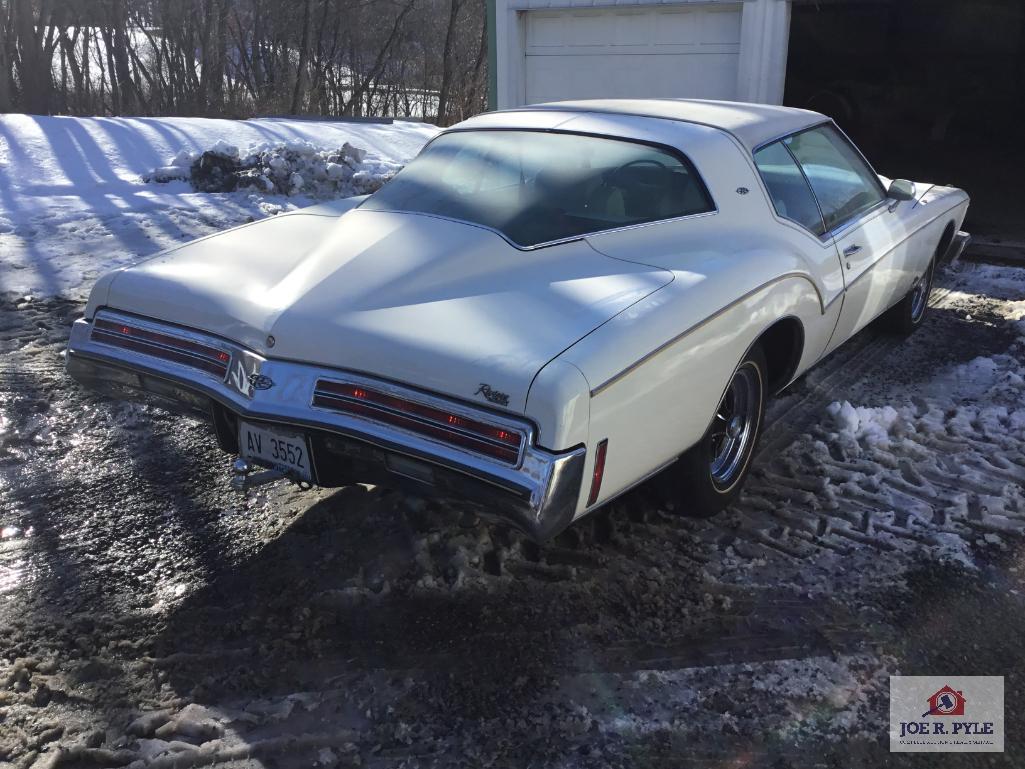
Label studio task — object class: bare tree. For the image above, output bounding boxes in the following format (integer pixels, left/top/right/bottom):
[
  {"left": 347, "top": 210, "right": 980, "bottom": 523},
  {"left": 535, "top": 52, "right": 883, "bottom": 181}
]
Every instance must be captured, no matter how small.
[{"left": 0, "top": 0, "right": 491, "bottom": 122}]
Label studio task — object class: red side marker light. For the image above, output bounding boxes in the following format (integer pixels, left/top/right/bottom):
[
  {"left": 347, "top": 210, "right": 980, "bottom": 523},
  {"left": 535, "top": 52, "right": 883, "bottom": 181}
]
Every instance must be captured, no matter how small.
[{"left": 587, "top": 438, "right": 609, "bottom": 506}]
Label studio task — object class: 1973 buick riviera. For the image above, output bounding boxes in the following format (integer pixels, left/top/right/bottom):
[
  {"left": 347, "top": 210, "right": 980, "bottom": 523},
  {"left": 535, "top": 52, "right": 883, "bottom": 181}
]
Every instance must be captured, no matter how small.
[{"left": 67, "top": 100, "right": 970, "bottom": 540}]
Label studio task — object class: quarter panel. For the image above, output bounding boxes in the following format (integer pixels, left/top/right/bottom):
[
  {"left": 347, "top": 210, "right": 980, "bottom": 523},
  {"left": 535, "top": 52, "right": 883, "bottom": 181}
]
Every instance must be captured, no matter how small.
[
  {"left": 566, "top": 274, "right": 831, "bottom": 514},
  {"left": 525, "top": 359, "right": 591, "bottom": 451}
]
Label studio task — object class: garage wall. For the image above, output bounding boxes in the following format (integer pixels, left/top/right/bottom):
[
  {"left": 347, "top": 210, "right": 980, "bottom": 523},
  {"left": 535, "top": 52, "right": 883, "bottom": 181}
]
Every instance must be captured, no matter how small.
[{"left": 491, "top": 0, "right": 791, "bottom": 109}]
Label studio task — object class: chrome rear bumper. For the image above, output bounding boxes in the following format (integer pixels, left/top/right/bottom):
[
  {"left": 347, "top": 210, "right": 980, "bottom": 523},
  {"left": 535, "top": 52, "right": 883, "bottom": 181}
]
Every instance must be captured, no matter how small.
[{"left": 66, "top": 312, "right": 585, "bottom": 541}]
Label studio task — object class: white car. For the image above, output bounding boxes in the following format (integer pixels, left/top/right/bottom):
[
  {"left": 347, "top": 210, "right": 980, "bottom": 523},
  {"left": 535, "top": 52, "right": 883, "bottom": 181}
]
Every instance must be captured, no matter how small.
[{"left": 67, "top": 100, "right": 970, "bottom": 540}]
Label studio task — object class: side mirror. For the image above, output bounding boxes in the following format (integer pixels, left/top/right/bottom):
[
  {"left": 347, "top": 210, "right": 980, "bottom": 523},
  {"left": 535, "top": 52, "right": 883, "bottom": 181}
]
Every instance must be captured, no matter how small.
[{"left": 887, "top": 179, "right": 916, "bottom": 202}]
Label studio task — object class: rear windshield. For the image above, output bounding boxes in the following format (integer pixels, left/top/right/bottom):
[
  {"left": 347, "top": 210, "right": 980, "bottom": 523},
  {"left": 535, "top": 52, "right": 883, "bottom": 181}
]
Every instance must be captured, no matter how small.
[{"left": 361, "top": 130, "right": 715, "bottom": 247}]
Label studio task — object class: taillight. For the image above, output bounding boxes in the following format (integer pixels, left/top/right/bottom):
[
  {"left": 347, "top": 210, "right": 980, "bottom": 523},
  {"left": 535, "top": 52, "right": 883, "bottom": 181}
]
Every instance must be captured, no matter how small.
[
  {"left": 91, "top": 318, "right": 231, "bottom": 378},
  {"left": 587, "top": 438, "right": 608, "bottom": 506},
  {"left": 313, "top": 380, "right": 525, "bottom": 464}
]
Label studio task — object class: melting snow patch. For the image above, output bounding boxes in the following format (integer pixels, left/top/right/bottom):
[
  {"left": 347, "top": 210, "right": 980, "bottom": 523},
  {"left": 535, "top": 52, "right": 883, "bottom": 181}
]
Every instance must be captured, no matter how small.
[
  {"left": 826, "top": 401, "right": 904, "bottom": 447},
  {"left": 928, "top": 531, "right": 977, "bottom": 570}
]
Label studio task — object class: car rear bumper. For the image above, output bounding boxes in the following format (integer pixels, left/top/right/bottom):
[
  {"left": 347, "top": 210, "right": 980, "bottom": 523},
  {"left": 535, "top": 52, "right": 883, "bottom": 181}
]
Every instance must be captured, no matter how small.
[{"left": 66, "top": 312, "right": 585, "bottom": 541}]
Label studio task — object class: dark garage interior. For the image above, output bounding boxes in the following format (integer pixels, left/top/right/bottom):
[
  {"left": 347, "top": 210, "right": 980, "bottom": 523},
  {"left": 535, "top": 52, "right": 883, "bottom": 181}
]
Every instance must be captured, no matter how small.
[{"left": 785, "top": 0, "right": 1025, "bottom": 244}]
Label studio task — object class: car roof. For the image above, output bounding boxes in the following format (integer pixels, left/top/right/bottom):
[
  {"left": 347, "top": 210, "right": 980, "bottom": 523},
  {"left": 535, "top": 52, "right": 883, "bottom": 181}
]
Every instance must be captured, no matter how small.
[{"left": 490, "top": 99, "right": 829, "bottom": 152}]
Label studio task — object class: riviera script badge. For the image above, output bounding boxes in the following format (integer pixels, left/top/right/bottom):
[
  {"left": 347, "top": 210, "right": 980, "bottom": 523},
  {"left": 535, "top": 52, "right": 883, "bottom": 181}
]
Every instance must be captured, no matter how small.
[{"left": 475, "top": 383, "right": 510, "bottom": 407}]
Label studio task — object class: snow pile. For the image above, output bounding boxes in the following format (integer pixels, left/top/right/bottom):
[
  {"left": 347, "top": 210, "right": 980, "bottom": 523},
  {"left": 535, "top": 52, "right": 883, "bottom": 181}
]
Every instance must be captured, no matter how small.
[
  {"left": 827, "top": 292, "right": 1025, "bottom": 456},
  {"left": 826, "top": 401, "right": 905, "bottom": 447},
  {"left": 0, "top": 114, "right": 437, "bottom": 298},
  {"left": 147, "top": 139, "right": 402, "bottom": 197}
]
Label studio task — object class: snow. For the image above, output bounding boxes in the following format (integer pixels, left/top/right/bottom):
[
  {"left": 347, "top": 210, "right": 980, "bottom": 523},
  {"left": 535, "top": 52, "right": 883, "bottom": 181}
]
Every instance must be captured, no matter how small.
[
  {"left": 0, "top": 114, "right": 437, "bottom": 298},
  {"left": 826, "top": 400, "right": 903, "bottom": 447}
]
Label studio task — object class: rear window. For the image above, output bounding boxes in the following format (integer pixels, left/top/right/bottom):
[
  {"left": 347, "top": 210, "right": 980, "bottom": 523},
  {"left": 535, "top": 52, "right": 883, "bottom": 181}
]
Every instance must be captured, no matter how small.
[{"left": 362, "top": 130, "right": 715, "bottom": 247}]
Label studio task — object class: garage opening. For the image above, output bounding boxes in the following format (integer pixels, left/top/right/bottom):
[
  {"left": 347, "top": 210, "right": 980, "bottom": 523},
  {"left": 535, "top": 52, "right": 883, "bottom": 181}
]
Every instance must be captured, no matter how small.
[
  {"left": 524, "top": 4, "right": 743, "bottom": 104},
  {"left": 784, "top": 0, "right": 1025, "bottom": 243}
]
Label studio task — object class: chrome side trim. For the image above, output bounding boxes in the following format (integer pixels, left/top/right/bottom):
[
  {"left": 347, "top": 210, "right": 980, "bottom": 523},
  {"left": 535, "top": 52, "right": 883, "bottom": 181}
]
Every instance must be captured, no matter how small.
[{"left": 589, "top": 272, "right": 824, "bottom": 397}]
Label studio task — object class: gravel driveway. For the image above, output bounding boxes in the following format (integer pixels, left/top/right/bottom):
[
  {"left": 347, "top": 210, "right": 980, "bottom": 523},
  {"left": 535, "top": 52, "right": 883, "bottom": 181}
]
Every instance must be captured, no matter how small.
[{"left": 1, "top": 259, "right": 1023, "bottom": 768}]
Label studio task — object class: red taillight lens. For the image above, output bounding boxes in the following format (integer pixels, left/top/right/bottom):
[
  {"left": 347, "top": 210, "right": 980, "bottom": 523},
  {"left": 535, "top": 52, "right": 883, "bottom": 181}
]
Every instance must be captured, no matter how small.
[
  {"left": 313, "top": 380, "right": 525, "bottom": 464},
  {"left": 91, "top": 318, "right": 230, "bottom": 378},
  {"left": 587, "top": 438, "right": 608, "bottom": 506}
]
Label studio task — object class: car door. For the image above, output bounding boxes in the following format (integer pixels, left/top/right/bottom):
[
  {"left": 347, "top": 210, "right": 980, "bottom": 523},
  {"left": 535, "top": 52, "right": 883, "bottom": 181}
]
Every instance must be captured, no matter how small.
[{"left": 783, "top": 125, "right": 911, "bottom": 353}]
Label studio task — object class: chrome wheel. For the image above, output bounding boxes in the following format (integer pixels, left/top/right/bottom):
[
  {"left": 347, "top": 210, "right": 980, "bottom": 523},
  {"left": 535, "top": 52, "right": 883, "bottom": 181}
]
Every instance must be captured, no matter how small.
[
  {"left": 709, "top": 363, "right": 761, "bottom": 490},
  {"left": 910, "top": 263, "right": 933, "bottom": 322}
]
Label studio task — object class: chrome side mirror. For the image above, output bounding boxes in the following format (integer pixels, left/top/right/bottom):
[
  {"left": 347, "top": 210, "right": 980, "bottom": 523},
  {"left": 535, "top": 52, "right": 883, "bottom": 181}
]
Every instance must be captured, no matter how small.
[{"left": 887, "top": 179, "right": 916, "bottom": 202}]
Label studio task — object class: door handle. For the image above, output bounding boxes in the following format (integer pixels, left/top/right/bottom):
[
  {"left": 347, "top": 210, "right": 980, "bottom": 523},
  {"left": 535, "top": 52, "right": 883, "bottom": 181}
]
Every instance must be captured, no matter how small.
[{"left": 843, "top": 245, "right": 862, "bottom": 257}]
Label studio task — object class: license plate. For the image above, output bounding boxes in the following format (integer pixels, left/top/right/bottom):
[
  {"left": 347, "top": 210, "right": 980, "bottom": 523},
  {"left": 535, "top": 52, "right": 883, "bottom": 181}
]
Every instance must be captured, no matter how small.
[{"left": 239, "top": 421, "right": 313, "bottom": 482}]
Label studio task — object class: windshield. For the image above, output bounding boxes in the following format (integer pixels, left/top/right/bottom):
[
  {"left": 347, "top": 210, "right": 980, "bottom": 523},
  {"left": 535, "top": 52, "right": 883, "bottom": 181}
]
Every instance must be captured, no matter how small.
[{"left": 362, "top": 130, "right": 715, "bottom": 247}]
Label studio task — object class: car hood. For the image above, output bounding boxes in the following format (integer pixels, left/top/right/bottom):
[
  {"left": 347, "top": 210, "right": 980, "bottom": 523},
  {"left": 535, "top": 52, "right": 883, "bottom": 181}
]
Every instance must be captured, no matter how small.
[{"left": 99, "top": 208, "right": 672, "bottom": 412}]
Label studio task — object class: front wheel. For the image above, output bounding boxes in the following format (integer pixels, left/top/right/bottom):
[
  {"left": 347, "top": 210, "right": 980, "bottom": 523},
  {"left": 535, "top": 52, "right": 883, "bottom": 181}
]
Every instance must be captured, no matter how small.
[
  {"left": 663, "top": 345, "right": 767, "bottom": 518},
  {"left": 884, "top": 256, "right": 935, "bottom": 335}
]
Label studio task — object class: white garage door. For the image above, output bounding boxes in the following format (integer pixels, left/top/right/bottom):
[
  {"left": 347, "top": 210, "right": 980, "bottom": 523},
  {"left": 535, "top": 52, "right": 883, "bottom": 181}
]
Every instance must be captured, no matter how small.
[{"left": 524, "top": 4, "right": 742, "bottom": 105}]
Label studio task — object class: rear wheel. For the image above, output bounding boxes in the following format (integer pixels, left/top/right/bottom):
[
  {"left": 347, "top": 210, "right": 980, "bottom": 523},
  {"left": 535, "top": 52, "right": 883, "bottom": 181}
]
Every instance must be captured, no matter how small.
[{"left": 664, "top": 345, "right": 767, "bottom": 518}]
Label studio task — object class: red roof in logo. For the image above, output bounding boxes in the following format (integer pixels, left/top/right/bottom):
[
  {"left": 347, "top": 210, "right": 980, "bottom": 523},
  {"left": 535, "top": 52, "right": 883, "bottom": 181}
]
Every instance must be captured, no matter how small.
[{"left": 922, "top": 685, "right": 966, "bottom": 717}]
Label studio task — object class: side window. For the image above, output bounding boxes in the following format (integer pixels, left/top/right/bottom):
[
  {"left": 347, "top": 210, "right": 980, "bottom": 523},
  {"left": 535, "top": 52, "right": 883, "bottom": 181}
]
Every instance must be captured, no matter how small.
[
  {"left": 784, "top": 125, "right": 885, "bottom": 233},
  {"left": 753, "top": 141, "right": 826, "bottom": 236}
]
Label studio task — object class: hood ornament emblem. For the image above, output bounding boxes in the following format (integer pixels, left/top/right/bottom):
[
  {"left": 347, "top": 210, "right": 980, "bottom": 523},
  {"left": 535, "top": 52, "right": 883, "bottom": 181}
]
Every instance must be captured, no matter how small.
[{"left": 475, "top": 383, "right": 509, "bottom": 406}]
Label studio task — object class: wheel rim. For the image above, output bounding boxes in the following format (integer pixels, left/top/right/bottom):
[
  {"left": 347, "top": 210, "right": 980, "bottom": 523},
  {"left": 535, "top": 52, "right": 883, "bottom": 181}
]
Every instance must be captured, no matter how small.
[
  {"left": 910, "top": 263, "right": 933, "bottom": 321},
  {"left": 709, "top": 363, "right": 760, "bottom": 490}
]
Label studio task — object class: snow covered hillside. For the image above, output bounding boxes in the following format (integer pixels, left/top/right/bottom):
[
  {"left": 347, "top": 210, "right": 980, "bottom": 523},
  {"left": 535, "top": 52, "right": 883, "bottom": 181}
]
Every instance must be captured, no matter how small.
[{"left": 0, "top": 114, "right": 437, "bottom": 298}]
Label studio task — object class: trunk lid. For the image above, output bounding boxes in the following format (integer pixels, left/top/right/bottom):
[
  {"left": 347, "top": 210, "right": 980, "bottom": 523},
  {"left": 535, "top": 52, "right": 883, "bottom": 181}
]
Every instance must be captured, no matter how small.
[{"left": 103, "top": 208, "right": 672, "bottom": 411}]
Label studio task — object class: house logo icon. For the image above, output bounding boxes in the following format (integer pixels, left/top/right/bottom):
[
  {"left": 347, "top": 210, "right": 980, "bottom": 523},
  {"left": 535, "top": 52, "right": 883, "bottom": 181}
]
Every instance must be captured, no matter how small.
[{"left": 921, "top": 685, "right": 967, "bottom": 717}]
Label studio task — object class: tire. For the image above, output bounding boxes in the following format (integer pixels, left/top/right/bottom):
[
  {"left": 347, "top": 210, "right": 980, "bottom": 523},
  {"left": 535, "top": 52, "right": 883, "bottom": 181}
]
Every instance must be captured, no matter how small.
[
  {"left": 663, "top": 345, "right": 767, "bottom": 518},
  {"left": 884, "top": 255, "right": 936, "bottom": 336}
]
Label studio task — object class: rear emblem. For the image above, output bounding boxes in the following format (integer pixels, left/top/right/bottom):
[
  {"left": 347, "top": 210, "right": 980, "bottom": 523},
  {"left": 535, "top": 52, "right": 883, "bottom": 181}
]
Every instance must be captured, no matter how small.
[
  {"left": 228, "top": 357, "right": 273, "bottom": 397},
  {"left": 475, "top": 383, "right": 509, "bottom": 406},
  {"left": 248, "top": 373, "right": 275, "bottom": 390}
]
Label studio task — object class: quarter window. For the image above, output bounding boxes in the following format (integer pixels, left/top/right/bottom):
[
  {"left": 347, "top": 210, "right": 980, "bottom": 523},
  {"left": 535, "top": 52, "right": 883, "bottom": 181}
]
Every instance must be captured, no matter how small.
[
  {"left": 753, "top": 141, "right": 826, "bottom": 236},
  {"left": 783, "top": 125, "right": 885, "bottom": 233}
]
